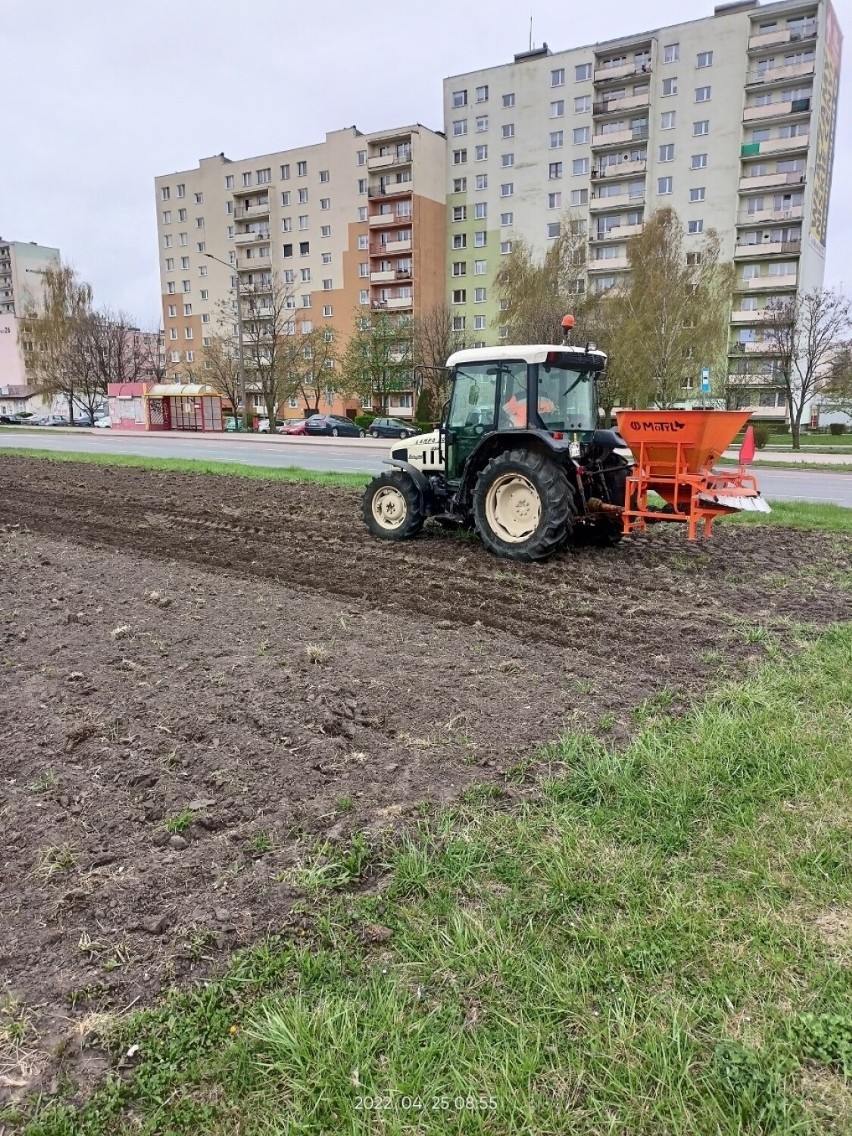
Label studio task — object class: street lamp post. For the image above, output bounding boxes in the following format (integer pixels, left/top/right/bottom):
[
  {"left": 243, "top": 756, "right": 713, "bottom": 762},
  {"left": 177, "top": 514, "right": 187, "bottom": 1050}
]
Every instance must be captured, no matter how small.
[{"left": 204, "top": 252, "right": 248, "bottom": 430}]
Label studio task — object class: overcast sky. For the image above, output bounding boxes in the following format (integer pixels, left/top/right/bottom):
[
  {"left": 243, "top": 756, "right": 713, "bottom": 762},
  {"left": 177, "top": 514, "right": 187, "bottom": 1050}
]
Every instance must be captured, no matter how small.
[{"left": 4, "top": 0, "right": 848, "bottom": 326}]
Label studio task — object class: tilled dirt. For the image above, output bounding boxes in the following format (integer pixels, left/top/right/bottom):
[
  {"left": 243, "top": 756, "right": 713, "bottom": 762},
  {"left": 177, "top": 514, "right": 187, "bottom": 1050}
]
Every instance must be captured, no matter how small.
[{"left": 1, "top": 455, "right": 850, "bottom": 1102}]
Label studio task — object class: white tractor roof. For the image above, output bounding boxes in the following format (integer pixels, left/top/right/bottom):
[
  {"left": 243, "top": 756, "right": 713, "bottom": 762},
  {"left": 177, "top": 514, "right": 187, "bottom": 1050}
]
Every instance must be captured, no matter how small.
[{"left": 446, "top": 344, "right": 607, "bottom": 368}]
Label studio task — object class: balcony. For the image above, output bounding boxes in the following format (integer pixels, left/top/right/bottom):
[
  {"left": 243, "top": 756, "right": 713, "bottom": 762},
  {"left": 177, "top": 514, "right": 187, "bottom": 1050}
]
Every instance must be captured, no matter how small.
[
  {"left": 590, "top": 191, "right": 643, "bottom": 212},
  {"left": 367, "top": 151, "right": 412, "bottom": 170},
  {"left": 234, "top": 230, "right": 270, "bottom": 246},
  {"left": 594, "top": 61, "right": 652, "bottom": 84},
  {"left": 233, "top": 202, "right": 271, "bottom": 219},
  {"left": 737, "top": 205, "right": 804, "bottom": 225},
  {"left": 746, "top": 59, "right": 815, "bottom": 87},
  {"left": 232, "top": 182, "right": 273, "bottom": 197},
  {"left": 762, "top": 134, "right": 810, "bottom": 154},
  {"left": 384, "top": 296, "right": 413, "bottom": 310},
  {"left": 588, "top": 255, "right": 630, "bottom": 271},
  {"left": 383, "top": 238, "right": 412, "bottom": 255},
  {"left": 368, "top": 212, "right": 410, "bottom": 228},
  {"left": 591, "top": 125, "right": 648, "bottom": 149},
  {"left": 368, "top": 182, "right": 413, "bottom": 198},
  {"left": 733, "top": 340, "right": 782, "bottom": 354},
  {"left": 592, "top": 159, "right": 646, "bottom": 180},
  {"left": 743, "top": 97, "right": 811, "bottom": 122},
  {"left": 730, "top": 308, "right": 777, "bottom": 323},
  {"left": 594, "top": 92, "right": 650, "bottom": 115},
  {"left": 590, "top": 223, "right": 643, "bottom": 243},
  {"left": 370, "top": 270, "right": 396, "bottom": 283},
  {"left": 735, "top": 238, "right": 802, "bottom": 257},
  {"left": 736, "top": 273, "right": 798, "bottom": 290},
  {"left": 738, "top": 170, "right": 806, "bottom": 191},
  {"left": 748, "top": 23, "right": 816, "bottom": 52}
]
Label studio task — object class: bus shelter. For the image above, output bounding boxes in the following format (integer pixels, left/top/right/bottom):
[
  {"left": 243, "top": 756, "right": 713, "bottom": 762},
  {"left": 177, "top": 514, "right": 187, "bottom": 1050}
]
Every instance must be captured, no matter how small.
[{"left": 145, "top": 384, "right": 224, "bottom": 432}]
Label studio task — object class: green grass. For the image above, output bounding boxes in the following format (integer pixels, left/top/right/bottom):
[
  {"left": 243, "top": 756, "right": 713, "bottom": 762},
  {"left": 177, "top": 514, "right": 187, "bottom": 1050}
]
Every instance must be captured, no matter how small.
[
  {"left": 8, "top": 625, "right": 852, "bottom": 1135},
  {"left": 727, "top": 500, "right": 852, "bottom": 533},
  {"left": 0, "top": 447, "right": 371, "bottom": 489},
  {"left": 718, "top": 457, "right": 852, "bottom": 473}
]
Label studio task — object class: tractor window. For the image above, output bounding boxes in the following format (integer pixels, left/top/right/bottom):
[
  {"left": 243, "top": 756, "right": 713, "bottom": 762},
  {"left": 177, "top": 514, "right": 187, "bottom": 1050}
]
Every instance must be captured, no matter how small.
[
  {"left": 536, "top": 363, "right": 596, "bottom": 431},
  {"left": 448, "top": 365, "right": 503, "bottom": 430}
]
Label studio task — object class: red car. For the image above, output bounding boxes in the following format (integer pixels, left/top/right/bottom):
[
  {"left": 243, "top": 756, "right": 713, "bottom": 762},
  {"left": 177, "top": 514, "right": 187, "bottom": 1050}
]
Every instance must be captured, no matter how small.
[{"left": 277, "top": 419, "right": 309, "bottom": 435}]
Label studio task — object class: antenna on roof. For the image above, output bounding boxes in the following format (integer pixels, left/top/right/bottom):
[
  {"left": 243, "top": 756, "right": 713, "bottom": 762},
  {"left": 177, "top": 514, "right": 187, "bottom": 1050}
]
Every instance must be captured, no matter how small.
[{"left": 529, "top": 13, "right": 533, "bottom": 50}]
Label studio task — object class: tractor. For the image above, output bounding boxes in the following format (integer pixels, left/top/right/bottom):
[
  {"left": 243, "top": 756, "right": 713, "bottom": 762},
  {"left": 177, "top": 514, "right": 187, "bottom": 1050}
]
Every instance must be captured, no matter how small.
[{"left": 362, "top": 320, "right": 629, "bottom": 561}]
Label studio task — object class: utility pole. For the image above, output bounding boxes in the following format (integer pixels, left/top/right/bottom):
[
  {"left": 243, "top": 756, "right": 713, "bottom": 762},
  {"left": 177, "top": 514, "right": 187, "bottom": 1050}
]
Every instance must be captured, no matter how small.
[{"left": 204, "top": 252, "right": 248, "bottom": 430}]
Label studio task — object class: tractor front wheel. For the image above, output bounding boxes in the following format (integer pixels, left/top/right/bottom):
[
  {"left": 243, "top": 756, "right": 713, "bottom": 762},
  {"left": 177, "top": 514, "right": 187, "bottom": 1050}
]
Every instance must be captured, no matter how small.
[
  {"left": 473, "top": 449, "right": 575, "bottom": 561},
  {"left": 362, "top": 471, "right": 426, "bottom": 542}
]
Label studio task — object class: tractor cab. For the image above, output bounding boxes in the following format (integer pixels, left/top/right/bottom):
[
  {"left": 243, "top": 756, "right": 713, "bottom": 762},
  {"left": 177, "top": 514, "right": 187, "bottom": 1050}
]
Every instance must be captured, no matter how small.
[{"left": 442, "top": 344, "right": 608, "bottom": 483}]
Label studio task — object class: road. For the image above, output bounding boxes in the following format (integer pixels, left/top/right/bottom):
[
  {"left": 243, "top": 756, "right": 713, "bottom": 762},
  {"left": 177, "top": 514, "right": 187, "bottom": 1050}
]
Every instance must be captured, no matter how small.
[{"left": 1, "top": 429, "right": 851, "bottom": 507}]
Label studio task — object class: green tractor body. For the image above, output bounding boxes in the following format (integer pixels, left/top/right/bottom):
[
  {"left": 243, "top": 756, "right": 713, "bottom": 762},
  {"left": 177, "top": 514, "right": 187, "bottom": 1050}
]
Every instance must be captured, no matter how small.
[{"left": 362, "top": 343, "right": 631, "bottom": 561}]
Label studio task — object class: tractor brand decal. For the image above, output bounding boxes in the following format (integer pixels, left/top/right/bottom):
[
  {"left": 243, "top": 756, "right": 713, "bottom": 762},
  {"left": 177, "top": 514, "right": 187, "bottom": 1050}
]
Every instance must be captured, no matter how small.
[
  {"left": 629, "top": 419, "right": 686, "bottom": 433},
  {"left": 810, "top": 1, "right": 842, "bottom": 250}
]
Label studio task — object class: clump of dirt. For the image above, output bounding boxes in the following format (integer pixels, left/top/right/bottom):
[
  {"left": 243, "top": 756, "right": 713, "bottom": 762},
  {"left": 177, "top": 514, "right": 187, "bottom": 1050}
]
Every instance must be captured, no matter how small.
[{"left": 1, "top": 456, "right": 850, "bottom": 1101}]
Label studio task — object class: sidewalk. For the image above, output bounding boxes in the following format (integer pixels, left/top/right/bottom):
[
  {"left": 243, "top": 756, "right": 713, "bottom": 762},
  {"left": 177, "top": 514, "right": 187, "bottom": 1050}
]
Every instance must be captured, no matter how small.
[{"left": 722, "top": 448, "right": 852, "bottom": 464}]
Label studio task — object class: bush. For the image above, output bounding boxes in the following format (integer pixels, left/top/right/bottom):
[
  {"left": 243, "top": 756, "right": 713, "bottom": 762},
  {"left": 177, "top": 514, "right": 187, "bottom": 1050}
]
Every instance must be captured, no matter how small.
[
  {"left": 829, "top": 422, "right": 847, "bottom": 436},
  {"left": 354, "top": 414, "right": 376, "bottom": 430},
  {"left": 752, "top": 425, "right": 771, "bottom": 449},
  {"left": 414, "top": 420, "right": 436, "bottom": 434}
]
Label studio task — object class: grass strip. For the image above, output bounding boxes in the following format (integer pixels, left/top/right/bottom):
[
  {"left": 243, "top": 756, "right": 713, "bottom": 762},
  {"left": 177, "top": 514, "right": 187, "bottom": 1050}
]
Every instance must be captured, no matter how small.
[
  {"left": 0, "top": 447, "right": 371, "bottom": 489},
  {"left": 727, "top": 500, "right": 852, "bottom": 533},
  {"left": 718, "top": 457, "right": 852, "bottom": 473},
  {"left": 8, "top": 625, "right": 852, "bottom": 1136}
]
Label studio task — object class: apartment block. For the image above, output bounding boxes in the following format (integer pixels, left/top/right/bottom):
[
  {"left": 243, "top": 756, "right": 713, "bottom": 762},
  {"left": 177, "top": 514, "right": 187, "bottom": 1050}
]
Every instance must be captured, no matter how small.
[
  {"left": 0, "top": 238, "right": 61, "bottom": 410},
  {"left": 154, "top": 125, "right": 445, "bottom": 419},
  {"left": 442, "top": 0, "right": 842, "bottom": 419}
]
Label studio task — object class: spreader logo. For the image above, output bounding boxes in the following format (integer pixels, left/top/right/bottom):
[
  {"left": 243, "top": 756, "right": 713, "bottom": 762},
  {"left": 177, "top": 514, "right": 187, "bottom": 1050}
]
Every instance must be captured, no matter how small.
[{"left": 630, "top": 419, "right": 686, "bottom": 433}]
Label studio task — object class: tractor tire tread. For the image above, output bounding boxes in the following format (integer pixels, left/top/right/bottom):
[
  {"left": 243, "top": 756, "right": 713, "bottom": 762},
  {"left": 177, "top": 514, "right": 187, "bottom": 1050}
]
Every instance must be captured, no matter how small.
[
  {"left": 362, "top": 470, "right": 426, "bottom": 542},
  {"left": 473, "top": 448, "right": 575, "bottom": 562}
]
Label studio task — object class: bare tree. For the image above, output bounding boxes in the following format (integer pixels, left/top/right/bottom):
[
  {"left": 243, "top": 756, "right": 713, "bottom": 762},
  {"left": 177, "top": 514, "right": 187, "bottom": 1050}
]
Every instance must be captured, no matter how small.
[
  {"left": 819, "top": 343, "right": 852, "bottom": 421},
  {"left": 411, "top": 303, "right": 469, "bottom": 421},
  {"left": 238, "top": 274, "right": 299, "bottom": 425},
  {"left": 341, "top": 310, "right": 412, "bottom": 416},
  {"left": 201, "top": 319, "right": 242, "bottom": 418},
  {"left": 610, "top": 208, "right": 734, "bottom": 408},
  {"left": 764, "top": 287, "right": 852, "bottom": 448},
  {"left": 287, "top": 325, "right": 340, "bottom": 416},
  {"left": 138, "top": 328, "right": 168, "bottom": 383},
  {"left": 18, "top": 265, "right": 93, "bottom": 423}
]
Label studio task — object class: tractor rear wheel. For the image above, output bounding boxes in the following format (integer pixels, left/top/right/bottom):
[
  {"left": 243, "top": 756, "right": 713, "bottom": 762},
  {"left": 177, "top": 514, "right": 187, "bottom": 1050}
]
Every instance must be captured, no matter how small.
[
  {"left": 362, "top": 471, "right": 426, "bottom": 541},
  {"left": 473, "top": 449, "right": 575, "bottom": 561}
]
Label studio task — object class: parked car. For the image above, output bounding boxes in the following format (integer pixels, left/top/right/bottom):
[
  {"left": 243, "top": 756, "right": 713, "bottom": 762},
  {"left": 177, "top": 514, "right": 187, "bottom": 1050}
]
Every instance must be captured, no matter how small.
[
  {"left": 257, "top": 418, "right": 288, "bottom": 433},
  {"left": 278, "top": 419, "right": 309, "bottom": 435},
  {"left": 31, "top": 414, "right": 70, "bottom": 427},
  {"left": 93, "top": 416, "right": 112, "bottom": 428},
  {"left": 367, "top": 417, "right": 419, "bottom": 439},
  {"left": 304, "top": 414, "right": 364, "bottom": 438},
  {"left": 0, "top": 414, "right": 25, "bottom": 425}
]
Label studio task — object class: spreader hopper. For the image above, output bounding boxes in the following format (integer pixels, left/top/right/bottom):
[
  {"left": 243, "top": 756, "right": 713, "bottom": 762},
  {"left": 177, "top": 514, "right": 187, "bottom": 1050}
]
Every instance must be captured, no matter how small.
[{"left": 615, "top": 410, "right": 771, "bottom": 540}]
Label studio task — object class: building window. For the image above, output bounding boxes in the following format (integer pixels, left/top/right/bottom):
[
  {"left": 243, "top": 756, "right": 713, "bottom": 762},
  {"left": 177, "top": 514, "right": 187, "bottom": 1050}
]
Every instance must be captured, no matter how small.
[
  {"left": 474, "top": 287, "right": 486, "bottom": 302},
  {"left": 500, "top": 241, "right": 513, "bottom": 254},
  {"left": 662, "top": 77, "right": 677, "bottom": 96},
  {"left": 297, "top": 160, "right": 307, "bottom": 176},
  {"left": 573, "top": 126, "right": 589, "bottom": 145},
  {"left": 298, "top": 188, "right": 309, "bottom": 204},
  {"left": 163, "top": 234, "right": 172, "bottom": 248},
  {"left": 474, "top": 259, "right": 487, "bottom": 274},
  {"left": 574, "top": 95, "right": 592, "bottom": 113},
  {"left": 319, "top": 169, "right": 330, "bottom": 183},
  {"left": 689, "top": 187, "right": 706, "bottom": 202},
  {"left": 697, "top": 51, "right": 713, "bottom": 68},
  {"left": 476, "top": 115, "right": 488, "bottom": 132},
  {"left": 693, "top": 120, "right": 709, "bottom": 136},
  {"left": 358, "top": 206, "right": 367, "bottom": 222},
  {"left": 658, "top": 176, "right": 673, "bottom": 194},
  {"left": 474, "top": 231, "right": 486, "bottom": 247},
  {"left": 162, "top": 210, "right": 171, "bottom": 224},
  {"left": 547, "top": 222, "right": 561, "bottom": 239},
  {"left": 356, "top": 151, "right": 366, "bottom": 167},
  {"left": 167, "top": 304, "right": 177, "bottom": 317},
  {"left": 452, "top": 289, "right": 466, "bottom": 303},
  {"left": 320, "top": 197, "right": 330, "bottom": 211},
  {"left": 453, "top": 149, "right": 467, "bottom": 165},
  {"left": 476, "top": 84, "right": 489, "bottom": 102},
  {"left": 301, "top": 267, "right": 311, "bottom": 282},
  {"left": 551, "top": 67, "right": 565, "bottom": 86},
  {"left": 501, "top": 153, "right": 515, "bottom": 167},
  {"left": 182, "top": 280, "right": 191, "bottom": 293},
  {"left": 453, "top": 177, "right": 467, "bottom": 192},
  {"left": 691, "top": 153, "right": 708, "bottom": 169},
  {"left": 571, "top": 158, "right": 587, "bottom": 176},
  {"left": 452, "top": 261, "right": 466, "bottom": 276},
  {"left": 196, "top": 217, "right": 205, "bottom": 228},
  {"left": 473, "top": 315, "right": 486, "bottom": 331},
  {"left": 300, "top": 241, "right": 309, "bottom": 256},
  {"left": 664, "top": 43, "right": 679, "bottom": 63},
  {"left": 167, "top": 281, "right": 176, "bottom": 293},
  {"left": 550, "top": 99, "right": 565, "bottom": 117},
  {"left": 453, "top": 119, "right": 468, "bottom": 136},
  {"left": 283, "top": 218, "right": 292, "bottom": 232},
  {"left": 501, "top": 123, "right": 515, "bottom": 139},
  {"left": 184, "top": 327, "right": 193, "bottom": 339},
  {"left": 257, "top": 168, "right": 271, "bottom": 184},
  {"left": 695, "top": 86, "right": 711, "bottom": 103},
  {"left": 169, "top": 328, "right": 177, "bottom": 340},
  {"left": 550, "top": 130, "right": 564, "bottom": 148},
  {"left": 500, "top": 211, "right": 513, "bottom": 225},
  {"left": 575, "top": 63, "right": 592, "bottom": 81},
  {"left": 358, "top": 178, "right": 367, "bottom": 194},
  {"left": 165, "top": 257, "right": 175, "bottom": 271},
  {"left": 550, "top": 161, "right": 564, "bottom": 178},
  {"left": 452, "top": 316, "right": 466, "bottom": 331},
  {"left": 688, "top": 219, "right": 704, "bottom": 233},
  {"left": 359, "top": 289, "right": 369, "bottom": 304},
  {"left": 571, "top": 188, "right": 588, "bottom": 206},
  {"left": 475, "top": 145, "right": 488, "bottom": 161},
  {"left": 548, "top": 192, "right": 562, "bottom": 209},
  {"left": 299, "top": 215, "right": 309, "bottom": 229},
  {"left": 180, "top": 256, "right": 190, "bottom": 269},
  {"left": 452, "top": 234, "right": 467, "bottom": 248},
  {"left": 160, "top": 186, "right": 170, "bottom": 201},
  {"left": 280, "top": 164, "right": 290, "bottom": 179},
  {"left": 475, "top": 173, "right": 488, "bottom": 190},
  {"left": 358, "top": 262, "right": 369, "bottom": 277},
  {"left": 661, "top": 111, "right": 676, "bottom": 130},
  {"left": 502, "top": 92, "right": 515, "bottom": 107},
  {"left": 474, "top": 201, "right": 487, "bottom": 219},
  {"left": 659, "top": 143, "right": 675, "bottom": 162},
  {"left": 242, "top": 172, "right": 252, "bottom": 187},
  {"left": 453, "top": 89, "right": 468, "bottom": 107}
]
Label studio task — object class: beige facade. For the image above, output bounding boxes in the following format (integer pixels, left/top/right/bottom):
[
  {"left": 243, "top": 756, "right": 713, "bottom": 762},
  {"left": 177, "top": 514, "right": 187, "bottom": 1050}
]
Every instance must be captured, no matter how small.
[
  {"left": 154, "top": 125, "right": 446, "bottom": 420},
  {"left": 442, "top": 0, "right": 842, "bottom": 420},
  {"left": 0, "top": 239, "right": 61, "bottom": 411}
]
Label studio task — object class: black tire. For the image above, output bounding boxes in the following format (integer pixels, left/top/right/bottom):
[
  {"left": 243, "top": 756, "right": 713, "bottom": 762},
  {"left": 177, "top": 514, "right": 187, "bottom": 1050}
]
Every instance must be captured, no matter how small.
[
  {"left": 397, "top": 430, "right": 406, "bottom": 438},
  {"left": 331, "top": 427, "right": 339, "bottom": 437},
  {"left": 369, "top": 430, "right": 379, "bottom": 438},
  {"left": 359, "top": 429, "right": 366, "bottom": 438},
  {"left": 473, "top": 448, "right": 576, "bottom": 562},
  {"left": 362, "top": 471, "right": 426, "bottom": 542}
]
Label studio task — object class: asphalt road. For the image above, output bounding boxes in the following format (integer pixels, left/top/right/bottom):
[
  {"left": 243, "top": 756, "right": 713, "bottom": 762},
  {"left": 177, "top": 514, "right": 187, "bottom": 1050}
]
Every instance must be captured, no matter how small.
[{"left": 1, "top": 430, "right": 851, "bottom": 507}]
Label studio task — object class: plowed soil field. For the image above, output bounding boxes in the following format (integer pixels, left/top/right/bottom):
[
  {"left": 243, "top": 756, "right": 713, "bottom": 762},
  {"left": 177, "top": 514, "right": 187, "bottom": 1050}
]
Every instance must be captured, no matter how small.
[{"left": 2, "top": 455, "right": 851, "bottom": 1101}]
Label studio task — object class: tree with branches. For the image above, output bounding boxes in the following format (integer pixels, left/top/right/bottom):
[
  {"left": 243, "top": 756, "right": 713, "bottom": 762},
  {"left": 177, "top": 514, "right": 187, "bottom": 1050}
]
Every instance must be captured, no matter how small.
[
  {"left": 238, "top": 274, "right": 300, "bottom": 426},
  {"left": 288, "top": 325, "right": 340, "bottom": 416},
  {"left": 341, "top": 310, "right": 412, "bottom": 416},
  {"left": 411, "top": 303, "right": 469, "bottom": 420},
  {"left": 763, "top": 287, "right": 852, "bottom": 448},
  {"left": 18, "top": 265, "right": 93, "bottom": 423}
]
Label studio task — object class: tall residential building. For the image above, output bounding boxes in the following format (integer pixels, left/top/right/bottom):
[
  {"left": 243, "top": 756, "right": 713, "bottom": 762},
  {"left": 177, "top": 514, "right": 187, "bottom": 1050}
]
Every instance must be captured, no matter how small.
[
  {"left": 0, "top": 238, "right": 61, "bottom": 411},
  {"left": 154, "top": 125, "right": 446, "bottom": 419},
  {"left": 442, "top": 0, "right": 842, "bottom": 420}
]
